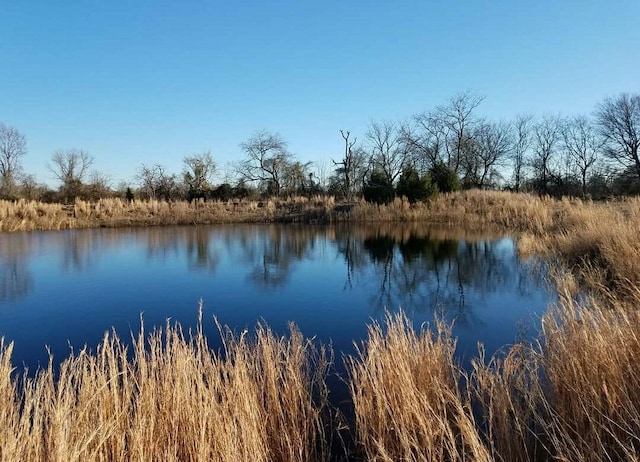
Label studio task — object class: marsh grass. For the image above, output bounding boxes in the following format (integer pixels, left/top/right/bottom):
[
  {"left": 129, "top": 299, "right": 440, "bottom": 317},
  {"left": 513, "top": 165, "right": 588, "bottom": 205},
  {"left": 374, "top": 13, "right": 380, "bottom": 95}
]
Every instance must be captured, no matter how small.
[
  {"left": 0, "top": 310, "right": 332, "bottom": 462},
  {"left": 346, "top": 312, "right": 491, "bottom": 462},
  {"left": 2, "top": 294, "right": 640, "bottom": 461},
  {"left": 3, "top": 190, "right": 640, "bottom": 460}
]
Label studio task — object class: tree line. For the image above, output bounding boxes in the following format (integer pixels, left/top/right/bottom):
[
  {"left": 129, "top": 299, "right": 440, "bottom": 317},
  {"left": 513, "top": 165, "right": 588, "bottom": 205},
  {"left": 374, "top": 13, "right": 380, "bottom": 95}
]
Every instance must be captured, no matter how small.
[{"left": 1, "top": 91, "right": 638, "bottom": 203}]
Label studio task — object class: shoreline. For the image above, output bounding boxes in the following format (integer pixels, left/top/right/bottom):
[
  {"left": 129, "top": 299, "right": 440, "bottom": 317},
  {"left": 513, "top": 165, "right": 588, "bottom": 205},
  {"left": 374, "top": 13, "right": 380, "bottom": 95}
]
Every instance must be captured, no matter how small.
[{"left": 1, "top": 189, "right": 639, "bottom": 461}]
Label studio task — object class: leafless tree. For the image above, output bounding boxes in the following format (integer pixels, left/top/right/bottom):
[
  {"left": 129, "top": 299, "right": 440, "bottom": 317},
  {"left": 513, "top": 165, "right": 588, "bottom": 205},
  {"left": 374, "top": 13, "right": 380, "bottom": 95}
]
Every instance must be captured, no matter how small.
[
  {"left": 136, "top": 164, "right": 180, "bottom": 200},
  {"left": 49, "top": 149, "right": 94, "bottom": 202},
  {"left": 283, "top": 160, "right": 313, "bottom": 195},
  {"left": 49, "top": 149, "right": 93, "bottom": 185},
  {"left": 366, "top": 120, "right": 409, "bottom": 185},
  {"left": 332, "top": 130, "right": 369, "bottom": 199},
  {"left": 402, "top": 111, "right": 447, "bottom": 173},
  {"left": 595, "top": 93, "right": 640, "bottom": 181},
  {"left": 19, "top": 174, "right": 46, "bottom": 201},
  {"left": 562, "top": 115, "right": 602, "bottom": 197},
  {"left": 532, "top": 115, "right": 562, "bottom": 193},
  {"left": 311, "top": 160, "right": 330, "bottom": 192},
  {"left": 237, "top": 131, "right": 292, "bottom": 196},
  {"left": 438, "top": 91, "right": 484, "bottom": 174},
  {"left": 0, "top": 123, "right": 27, "bottom": 197},
  {"left": 183, "top": 151, "right": 216, "bottom": 200},
  {"left": 462, "top": 120, "right": 512, "bottom": 188},
  {"left": 85, "top": 170, "right": 112, "bottom": 200},
  {"left": 511, "top": 114, "right": 534, "bottom": 192}
]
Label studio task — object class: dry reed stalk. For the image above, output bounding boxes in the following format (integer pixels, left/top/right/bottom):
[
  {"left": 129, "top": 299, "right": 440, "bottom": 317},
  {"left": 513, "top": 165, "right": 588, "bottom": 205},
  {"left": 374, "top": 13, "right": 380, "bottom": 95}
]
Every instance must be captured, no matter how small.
[
  {"left": 538, "top": 290, "right": 640, "bottom": 461},
  {"left": 0, "top": 312, "right": 331, "bottom": 462},
  {"left": 346, "top": 311, "right": 491, "bottom": 461},
  {"left": 471, "top": 343, "right": 548, "bottom": 462}
]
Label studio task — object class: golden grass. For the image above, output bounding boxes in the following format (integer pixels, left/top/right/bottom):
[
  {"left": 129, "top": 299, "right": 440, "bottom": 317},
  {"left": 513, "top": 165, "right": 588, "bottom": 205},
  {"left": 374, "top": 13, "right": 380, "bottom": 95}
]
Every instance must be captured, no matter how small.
[
  {"left": 346, "top": 312, "right": 491, "bottom": 461},
  {"left": 344, "top": 290, "right": 640, "bottom": 461},
  {"left": 0, "top": 309, "right": 331, "bottom": 462},
  {"left": 2, "top": 294, "right": 639, "bottom": 461},
  {"left": 3, "top": 190, "right": 640, "bottom": 460}
]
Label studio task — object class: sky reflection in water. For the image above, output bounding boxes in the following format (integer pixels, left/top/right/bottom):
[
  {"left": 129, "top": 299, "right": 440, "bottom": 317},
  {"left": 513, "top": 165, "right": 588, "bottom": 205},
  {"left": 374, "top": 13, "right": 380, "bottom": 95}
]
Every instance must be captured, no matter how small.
[{"left": 0, "top": 224, "right": 551, "bottom": 373}]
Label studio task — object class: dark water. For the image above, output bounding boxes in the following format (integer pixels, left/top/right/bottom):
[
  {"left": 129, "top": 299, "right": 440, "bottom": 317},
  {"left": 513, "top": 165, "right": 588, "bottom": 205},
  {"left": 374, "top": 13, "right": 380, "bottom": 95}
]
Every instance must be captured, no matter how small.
[{"left": 0, "top": 223, "right": 551, "bottom": 375}]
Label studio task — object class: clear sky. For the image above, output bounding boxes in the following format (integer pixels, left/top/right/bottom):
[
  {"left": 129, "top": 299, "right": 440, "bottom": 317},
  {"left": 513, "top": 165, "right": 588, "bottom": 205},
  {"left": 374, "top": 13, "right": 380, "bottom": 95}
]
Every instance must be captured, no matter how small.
[{"left": 2, "top": 1, "right": 638, "bottom": 188}]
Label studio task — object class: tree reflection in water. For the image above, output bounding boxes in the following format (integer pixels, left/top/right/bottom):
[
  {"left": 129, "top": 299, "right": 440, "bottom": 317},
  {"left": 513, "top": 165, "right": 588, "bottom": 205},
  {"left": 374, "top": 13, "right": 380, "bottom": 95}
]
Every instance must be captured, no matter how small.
[
  {"left": 0, "top": 223, "right": 544, "bottom": 330},
  {"left": 0, "top": 233, "right": 33, "bottom": 303},
  {"left": 334, "top": 224, "right": 541, "bottom": 327}
]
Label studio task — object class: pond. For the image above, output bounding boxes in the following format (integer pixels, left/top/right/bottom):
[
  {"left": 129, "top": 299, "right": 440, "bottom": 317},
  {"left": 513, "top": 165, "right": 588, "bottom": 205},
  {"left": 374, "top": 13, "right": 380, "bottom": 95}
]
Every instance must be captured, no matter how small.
[{"left": 0, "top": 223, "right": 551, "bottom": 378}]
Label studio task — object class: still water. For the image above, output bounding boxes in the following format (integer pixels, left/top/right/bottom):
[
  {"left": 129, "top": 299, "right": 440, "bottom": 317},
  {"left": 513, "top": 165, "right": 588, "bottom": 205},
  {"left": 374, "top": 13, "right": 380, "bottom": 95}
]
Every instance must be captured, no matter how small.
[{"left": 0, "top": 223, "right": 551, "bottom": 373}]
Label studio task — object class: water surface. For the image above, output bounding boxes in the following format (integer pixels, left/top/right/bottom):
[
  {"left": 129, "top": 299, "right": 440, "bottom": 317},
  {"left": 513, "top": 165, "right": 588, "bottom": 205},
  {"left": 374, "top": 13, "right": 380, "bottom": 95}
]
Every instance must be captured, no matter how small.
[{"left": 0, "top": 224, "right": 550, "bottom": 373}]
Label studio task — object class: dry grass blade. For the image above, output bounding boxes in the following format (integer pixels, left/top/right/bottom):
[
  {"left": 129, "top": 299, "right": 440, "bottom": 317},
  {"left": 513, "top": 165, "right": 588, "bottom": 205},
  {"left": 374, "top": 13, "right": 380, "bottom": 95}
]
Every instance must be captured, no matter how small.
[
  {"left": 0, "top": 310, "right": 331, "bottom": 462},
  {"left": 346, "top": 311, "right": 491, "bottom": 461}
]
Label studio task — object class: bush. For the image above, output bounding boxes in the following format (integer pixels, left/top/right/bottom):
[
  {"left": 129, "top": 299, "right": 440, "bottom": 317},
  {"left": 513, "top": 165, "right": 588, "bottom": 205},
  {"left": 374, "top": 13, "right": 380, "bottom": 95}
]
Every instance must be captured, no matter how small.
[
  {"left": 211, "top": 183, "right": 234, "bottom": 201},
  {"left": 363, "top": 170, "right": 394, "bottom": 204},
  {"left": 396, "top": 166, "right": 437, "bottom": 203},
  {"left": 430, "top": 162, "right": 460, "bottom": 193}
]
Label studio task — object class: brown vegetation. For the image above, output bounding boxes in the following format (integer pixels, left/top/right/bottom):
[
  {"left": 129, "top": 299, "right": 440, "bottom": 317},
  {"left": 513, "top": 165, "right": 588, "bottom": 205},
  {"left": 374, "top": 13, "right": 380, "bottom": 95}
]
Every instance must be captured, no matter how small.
[
  {"left": 0, "top": 311, "right": 331, "bottom": 462},
  {"left": 2, "top": 190, "right": 640, "bottom": 460}
]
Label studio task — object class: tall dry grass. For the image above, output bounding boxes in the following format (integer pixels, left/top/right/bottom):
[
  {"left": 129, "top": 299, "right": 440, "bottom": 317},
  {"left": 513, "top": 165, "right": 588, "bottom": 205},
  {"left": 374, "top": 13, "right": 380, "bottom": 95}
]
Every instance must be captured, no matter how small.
[
  {"left": 3, "top": 190, "right": 640, "bottom": 460},
  {"left": 0, "top": 310, "right": 331, "bottom": 462},
  {"left": 471, "top": 289, "right": 640, "bottom": 461},
  {"left": 1, "top": 293, "right": 639, "bottom": 461},
  {"left": 346, "top": 312, "right": 491, "bottom": 462},
  {"left": 345, "top": 288, "right": 640, "bottom": 461}
]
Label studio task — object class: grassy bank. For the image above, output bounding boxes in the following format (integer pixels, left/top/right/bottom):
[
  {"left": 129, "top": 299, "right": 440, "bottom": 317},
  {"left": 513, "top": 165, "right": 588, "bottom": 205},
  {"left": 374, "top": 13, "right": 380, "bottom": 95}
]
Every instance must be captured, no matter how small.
[
  {"left": 2, "top": 190, "right": 640, "bottom": 460},
  {"left": 3, "top": 190, "right": 639, "bottom": 299},
  {"left": 0, "top": 190, "right": 593, "bottom": 232}
]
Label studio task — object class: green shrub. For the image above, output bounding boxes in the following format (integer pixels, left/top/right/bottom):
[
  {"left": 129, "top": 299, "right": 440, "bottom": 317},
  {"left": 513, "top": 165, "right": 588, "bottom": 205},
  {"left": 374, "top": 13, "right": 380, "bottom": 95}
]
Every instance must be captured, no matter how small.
[
  {"left": 363, "top": 170, "right": 394, "bottom": 204},
  {"left": 430, "top": 162, "right": 460, "bottom": 193},
  {"left": 396, "top": 166, "right": 437, "bottom": 203}
]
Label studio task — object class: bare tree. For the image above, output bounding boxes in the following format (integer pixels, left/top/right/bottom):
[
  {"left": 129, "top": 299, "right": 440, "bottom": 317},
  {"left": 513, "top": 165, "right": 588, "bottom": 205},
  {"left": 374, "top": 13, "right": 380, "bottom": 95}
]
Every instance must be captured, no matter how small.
[
  {"left": 462, "top": 120, "right": 512, "bottom": 188},
  {"left": 366, "top": 120, "right": 409, "bottom": 185},
  {"left": 0, "top": 123, "right": 27, "bottom": 197},
  {"left": 532, "top": 115, "right": 562, "bottom": 193},
  {"left": 183, "top": 151, "right": 216, "bottom": 200},
  {"left": 19, "top": 174, "right": 46, "bottom": 201},
  {"left": 333, "top": 130, "right": 369, "bottom": 199},
  {"left": 595, "top": 93, "right": 640, "bottom": 181},
  {"left": 511, "top": 114, "right": 534, "bottom": 192},
  {"left": 136, "top": 164, "right": 180, "bottom": 200},
  {"left": 562, "top": 115, "right": 602, "bottom": 197},
  {"left": 49, "top": 149, "right": 94, "bottom": 202},
  {"left": 283, "top": 160, "right": 313, "bottom": 195},
  {"left": 85, "top": 170, "right": 112, "bottom": 200},
  {"left": 311, "top": 160, "right": 330, "bottom": 192},
  {"left": 438, "top": 91, "right": 484, "bottom": 174},
  {"left": 136, "top": 164, "right": 160, "bottom": 199},
  {"left": 237, "top": 131, "right": 292, "bottom": 196},
  {"left": 402, "top": 111, "right": 447, "bottom": 172}
]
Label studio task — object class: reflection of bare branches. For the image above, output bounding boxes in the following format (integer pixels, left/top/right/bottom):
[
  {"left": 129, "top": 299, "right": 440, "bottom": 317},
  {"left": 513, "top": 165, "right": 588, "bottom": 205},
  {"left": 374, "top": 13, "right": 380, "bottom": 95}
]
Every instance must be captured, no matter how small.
[
  {"left": 0, "top": 233, "right": 33, "bottom": 303},
  {"left": 334, "top": 225, "right": 538, "bottom": 328},
  {"left": 144, "top": 227, "right": 181, "bottom": 261},
  {"left": 0, "top": 256, "right": 32, "bottom": 302},
  {"left": 185, "top": 228, "right": 219, "bottom": 272},
  {"left": 334, "top": 226, "right": 368, "bottom": 291},
  {"left": 62, "top": 231, "right": 96, "bottom": 272},
  {"left": 239, "top": 225, "right": 318, "bottom": 289}
]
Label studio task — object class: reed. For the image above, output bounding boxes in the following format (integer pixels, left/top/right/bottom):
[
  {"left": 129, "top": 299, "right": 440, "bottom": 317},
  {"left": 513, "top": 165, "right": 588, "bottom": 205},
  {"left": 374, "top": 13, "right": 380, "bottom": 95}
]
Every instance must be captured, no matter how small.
[
  {"left": 3, "top": 191, "right": 640, "bottom": 460},
  {"left": 0, "top": 311, "right": 331, "bottom": 462},
  {"left": 345, "top": 312, "right": 491, "bottom": 461},
  {"left": 470, "top": 284, "right": 640, "bottom": 462}
]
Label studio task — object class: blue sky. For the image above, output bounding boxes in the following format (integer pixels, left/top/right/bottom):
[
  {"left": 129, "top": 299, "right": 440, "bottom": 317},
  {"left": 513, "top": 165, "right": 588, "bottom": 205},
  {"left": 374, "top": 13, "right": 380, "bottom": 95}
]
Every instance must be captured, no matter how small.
[{"left": 1, "top": 1, "right": 638, "bottom": 187}]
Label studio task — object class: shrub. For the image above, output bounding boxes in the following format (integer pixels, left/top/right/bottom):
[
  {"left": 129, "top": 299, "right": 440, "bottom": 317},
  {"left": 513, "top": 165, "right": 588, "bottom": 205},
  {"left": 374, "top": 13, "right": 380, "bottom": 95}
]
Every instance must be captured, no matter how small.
[
  {"left": 396, "top": 166, "right": 437, "bottom": 203},
  {"left": 363, "top": 170, "right": 394, "bottom": 204},
  {"left": 430, "top": 162, "right": 460, "bottom": 193}
]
